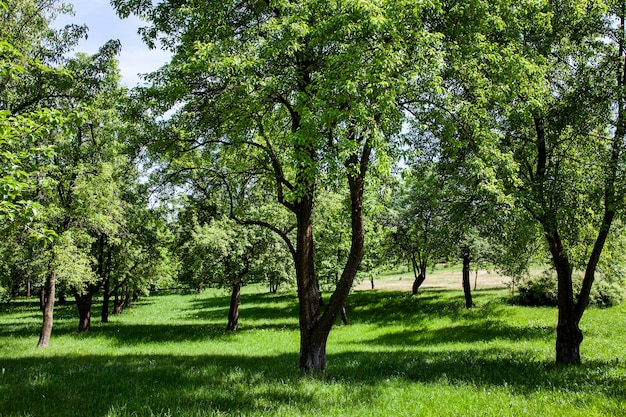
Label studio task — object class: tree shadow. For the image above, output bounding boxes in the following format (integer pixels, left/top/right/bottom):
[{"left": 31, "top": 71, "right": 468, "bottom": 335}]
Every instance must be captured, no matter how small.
[{"left": 1, "top": 350, "right": 623, "bottom": 417}]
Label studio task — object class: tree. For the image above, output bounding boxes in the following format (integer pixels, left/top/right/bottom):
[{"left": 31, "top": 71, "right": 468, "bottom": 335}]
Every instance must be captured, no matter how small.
[
  {"left": 182, "top": 216, "right": 292, "bottom": 331},
  {"left": 429, "top": 0, "right": 624, "bottom": 363},
  {"left": 113, "top": 0, "right": 440, "bottom": 371}
]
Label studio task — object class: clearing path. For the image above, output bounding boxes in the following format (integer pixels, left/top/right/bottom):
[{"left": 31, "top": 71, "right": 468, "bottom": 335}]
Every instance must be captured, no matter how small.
[{"left": 354, "top": 269, "right": 513, "bottom": 292}]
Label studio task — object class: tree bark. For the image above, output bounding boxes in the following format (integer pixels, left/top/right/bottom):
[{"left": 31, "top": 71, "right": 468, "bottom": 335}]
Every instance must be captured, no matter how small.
[
  {"left": 101, "top": 274, "right": 110, "bottom": 323},
  {"left": 411, "top": 253, "right": 426, "bottom": 295},
  {"left": 546, "top": 230, "right": 582, "bottom": 364},
  {"left": 39, "top": 287, "right": 45, "bottom": 312},
  {"left": 73, "top": 288, "right": 96, "bottom": 332},
  {"left": 462, "top": 246, "right": 474, "bottom": 309},
  {"left": 226, "top": 281, "right": 242, "bottom": 331},
  {"left": 298, "top": 140, "right": 371, "bottom": 372},
  {"left": 113, "top": 289, "right": 124, "bottom": 315},
  {"left": 37, "top": 270, "right": 56, "bottom": 347},
  {"left": 295, "top": 193, "right": 324, "bottom": 371}
]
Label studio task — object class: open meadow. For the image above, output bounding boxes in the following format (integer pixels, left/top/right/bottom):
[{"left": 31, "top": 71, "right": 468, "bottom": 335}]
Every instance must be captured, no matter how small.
[{"left": 1, "top": 275, "right": 625, "bottom": 417}]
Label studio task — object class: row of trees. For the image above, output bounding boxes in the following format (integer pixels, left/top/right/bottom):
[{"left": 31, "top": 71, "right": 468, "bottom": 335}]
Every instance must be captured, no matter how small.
[{"left": 2, "top": 0, "right": 626, "bottom": 372}]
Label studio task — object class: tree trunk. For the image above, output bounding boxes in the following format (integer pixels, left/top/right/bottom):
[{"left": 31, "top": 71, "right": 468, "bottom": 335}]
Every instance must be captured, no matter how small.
[
  {"left": 39, "top": 287, "right": 45, "bottom": 312},
  {"left": 124, "top": 291, "right": 132, "bottom": 309},
  {"left": 546, "top": 230, "right": 582, "bottom": 364},
  {"left": 298, "top": 141, "right": 371, "bottom": 372},
  {"left": 226, "top": 281, "right": 241, "bottom": 331},
  {"left": 462, "top": 246, "right": 474, "bottom": 309},
  {"left": 341, "top": 305, "right": 348, "bottom": 325},
  {"left": 100, "top": 236, "right": 112, "bottom": 323},
  {"left": 410, "top": 253, "right": 426, "bottom": 295},
  {"left": 73, "top": 290, "right": 94, "bottom": 332},
  {"left": 101, "top": 275, "right": 110, "bottom": 323},
  {"left": 26, "top": 278, "right": 31, "bottom": 298},
  {"left": 114, "top": 289, "right": 123, "bottom": 315},
  {"left": 37, "top": 271, "right": 56, "bottom": 347},
  {"left": 295, "top": 194, "right": 324, "bottom": 371}
]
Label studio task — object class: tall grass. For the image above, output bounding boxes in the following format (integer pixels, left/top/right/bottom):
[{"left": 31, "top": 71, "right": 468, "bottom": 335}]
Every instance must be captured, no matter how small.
[{"left": 0, "top": 285, "right": 624, "bottom": 416}]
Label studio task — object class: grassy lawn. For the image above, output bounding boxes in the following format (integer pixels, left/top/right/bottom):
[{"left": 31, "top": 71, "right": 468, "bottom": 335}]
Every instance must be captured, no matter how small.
[{"left": 0, "top": 283, "right": 625, "bottom": 416}]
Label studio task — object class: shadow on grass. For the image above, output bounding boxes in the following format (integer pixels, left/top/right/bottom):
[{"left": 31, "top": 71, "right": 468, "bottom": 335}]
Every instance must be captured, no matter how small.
[
  {"left": 183, "top": 292, "right": 300, "bottom": 332},
  {"left": 0, "top": 350, "right": 624, "bottom": 417}
]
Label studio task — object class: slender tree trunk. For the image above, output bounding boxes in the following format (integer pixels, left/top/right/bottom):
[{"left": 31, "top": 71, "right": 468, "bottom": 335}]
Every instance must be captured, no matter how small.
[
  {"left": 114, "top": 289, "right": 123, "bottom": 315},
  {"left": 124, "top": 290, "right": 132, "bottom": 309},
  {"left": 26, "top": 278, "right": 31, "bottom": 298},
  {"left": 462, "top": 246, "right": 474, "bottom": 309},
  {"left": 101, "top": 275, "right": 110, "bottom": 323},
  {"left": 226, "top": 281, "right": 242, "bottom": 331},
  {"left": 37, "top": 270, "right": 56, "bottom": 347},
  {"left": 411, "top": 253, "right": 426, "bottom": 295},
  {"left": 39, "top": 287, "right": 45, "bottom": 312},
  {"left": 340, "top": 305, "right": 348, "bottom": 325}
]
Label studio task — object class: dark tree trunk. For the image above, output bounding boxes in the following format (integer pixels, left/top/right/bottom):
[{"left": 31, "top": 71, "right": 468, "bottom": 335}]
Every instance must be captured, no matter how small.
[
  {"left": 37, "top": 271, "right": 56, "bottom": 347},
  {"left": 101, "top": 275, "right": 110, "bottom": 323},
  {"left": 295, "top": 193, "right": 324, "bottom": 371},
  {"left": 462, "top": 246, "right": 474, "bottom": 309},
  {"left": 39, "top": 287, "right": 45, "bottom": 312},
  {"left": 226, "top": 281, "right": 242, "bottom": 331},
  {"left": 340, "top": 305, "right": 348, "bottom": 325},
  {"left": 101, "top": 236, "right": 112, "bottom": 323},
  {"left": 298, "top": 141, "right": 371, "bottom": 372},
  {"left": 124, "top": 291, "right": 132, "bottom": 309},
  {"left": 269, "top": 278, "right": 278, "bottom": 294},
  {"left": 546, "top": 231, "right": 583, "bottom": 364},
  {"left": 410, "top": 253, "right": 426, "bottom": 295},
  {"left": 113, "top": 289, "right": 124, "bottom": 315},
  {"left": 74, "top": 292, "right": 93, "bottom": 332},
  {"left": 26, "top": 278, "right": 31, "bottom": 298}
]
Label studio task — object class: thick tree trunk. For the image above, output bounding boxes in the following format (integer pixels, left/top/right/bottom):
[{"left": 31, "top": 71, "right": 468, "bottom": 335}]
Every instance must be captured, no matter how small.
[
  {"left": 37, "top": 271, "right": 56, "bottom": 347},
  {"left": 462, "top": 247, "right": 474, "bottom": 309},
  {"left": 546, "top": 231, "right": 582, "bottom": 364},
  {"left": 295, "top": 194, "right": 324, "bottom": 371},
  {"left": 73, "top": 291, "right": 93, "bottom": 332},
  {"left": 298, "top": 142, "right": 370, "bottom": 372},
  {"left": 226, "top": 281, "right": 242, "bottom": 331}
]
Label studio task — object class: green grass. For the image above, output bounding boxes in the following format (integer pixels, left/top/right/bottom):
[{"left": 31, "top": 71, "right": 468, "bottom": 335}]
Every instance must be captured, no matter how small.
[{"left": 0, "top": 285, "right": 625, "bottom": 416}]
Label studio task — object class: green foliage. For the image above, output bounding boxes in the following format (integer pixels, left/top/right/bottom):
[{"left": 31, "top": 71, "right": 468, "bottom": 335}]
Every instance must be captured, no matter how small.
[
  {"left": 515, "top": 273, "right": 559, "bottom": 307},
  {"left": 515, "top": 271, "right": 626, "bottom": 308},
  {"left": 179, "top": 215, "right": 293, "bottom": 292}
]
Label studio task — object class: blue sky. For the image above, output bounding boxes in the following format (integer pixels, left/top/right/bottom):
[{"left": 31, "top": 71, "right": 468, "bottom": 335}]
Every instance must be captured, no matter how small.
[{"left": 55, "top": 0, "right": 170, "bottom": 87}]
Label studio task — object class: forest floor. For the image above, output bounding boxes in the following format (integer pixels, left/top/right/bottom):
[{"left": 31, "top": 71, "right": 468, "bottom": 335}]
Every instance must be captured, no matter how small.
[{"left": 1, "top": 269, "right": 624, "bottom": 417}]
